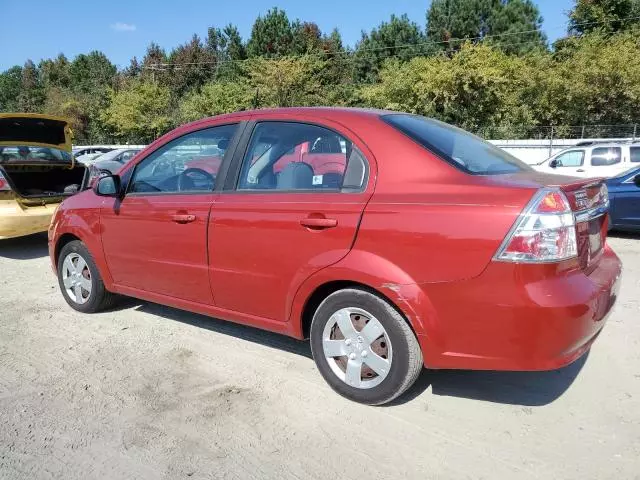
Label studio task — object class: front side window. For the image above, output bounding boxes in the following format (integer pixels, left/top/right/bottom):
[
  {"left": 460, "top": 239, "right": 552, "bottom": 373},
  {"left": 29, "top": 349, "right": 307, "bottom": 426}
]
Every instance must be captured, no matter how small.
[
  {"left": 630, "top": 146, "right": 640, "bottom": 163},
  {"left": 381, "top": 114, "right": 530, "bottom": 175},
  {"left": 129, "top": 124, "right": 237, "bottom": 194},
  {"left": 237, "top": 122, "right": 367, "bottom": 192},
  {"left": 591, "top": 147, "right": 621, "bottom": 166},
  {"left": 554, "top": 150, "right": 584, "bottom": 167}
]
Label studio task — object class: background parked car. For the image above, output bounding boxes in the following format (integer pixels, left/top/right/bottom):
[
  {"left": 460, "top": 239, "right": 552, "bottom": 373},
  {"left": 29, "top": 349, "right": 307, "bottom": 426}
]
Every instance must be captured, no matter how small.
[
  {"left": 0, "top": 114, "right": 86, "bottom": 239},
  {"left": 73, "top": 147, "right": 113, "bottom": 164},
  {"left": 535, "top": 141, "right": 640, "bottom": 177},
  {"left": 606, "top": 166, "right": 640, "bottom": 232},
  {"left": 91, "top": 148, "right": 142, "bottom": 174}
]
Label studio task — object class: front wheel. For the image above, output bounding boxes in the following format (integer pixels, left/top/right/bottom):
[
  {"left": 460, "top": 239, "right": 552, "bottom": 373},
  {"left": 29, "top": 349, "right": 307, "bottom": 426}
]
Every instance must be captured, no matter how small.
[
  {"left": 57, "top": 240, "right": 117, "bottom": 313},
  {"left": 310, "top": 288, "right": 423, "bottom": 405}
]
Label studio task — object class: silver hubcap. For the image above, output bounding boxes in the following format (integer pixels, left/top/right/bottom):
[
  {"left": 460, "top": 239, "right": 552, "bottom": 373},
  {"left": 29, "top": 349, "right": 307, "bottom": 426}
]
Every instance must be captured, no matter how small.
[
  {"left": 61, "top": 253, "right": 92, "bottom": 305},
  {"left": 322, "top": 307, "right": 392, "bottom": 389}
]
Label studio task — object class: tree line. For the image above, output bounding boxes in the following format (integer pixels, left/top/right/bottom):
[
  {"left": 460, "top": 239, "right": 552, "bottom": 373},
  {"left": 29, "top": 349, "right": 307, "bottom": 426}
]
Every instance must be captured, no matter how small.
[{"left": 1, "top": 0, "right": 639, "bottom": 144}]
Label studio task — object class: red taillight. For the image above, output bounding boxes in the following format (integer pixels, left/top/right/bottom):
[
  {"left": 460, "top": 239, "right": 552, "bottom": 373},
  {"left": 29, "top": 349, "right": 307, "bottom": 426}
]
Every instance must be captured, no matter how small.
[
  {"left": 534, "top": 191, "right": 570, "bottom": 213},
  {"left": 495, "top": 189, "right": 577, "bottom": 263},
  {"left": 0, "top": 171, "right": 11, "bottom": 191}
]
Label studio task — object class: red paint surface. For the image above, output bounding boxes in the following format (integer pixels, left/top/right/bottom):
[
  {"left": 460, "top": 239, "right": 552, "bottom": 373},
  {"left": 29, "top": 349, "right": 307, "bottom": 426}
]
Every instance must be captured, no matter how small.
[{"left": 49, "top": 108, "right": 622, "bottom": 371}]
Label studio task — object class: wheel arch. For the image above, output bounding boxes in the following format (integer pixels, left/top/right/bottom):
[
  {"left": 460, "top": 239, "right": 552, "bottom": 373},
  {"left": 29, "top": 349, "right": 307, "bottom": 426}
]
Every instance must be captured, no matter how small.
[
  {"left": 54, "top": 233, "right": 82, "bottom": 268},
  {"left": 289, "top": 250, "right": 441, "bottom": 353},
  {"left": 53, "top": 213, "right": 114, "bottom": 289},
  {"left": 299, "top": 280, "right": 420, "bottom": 341}
]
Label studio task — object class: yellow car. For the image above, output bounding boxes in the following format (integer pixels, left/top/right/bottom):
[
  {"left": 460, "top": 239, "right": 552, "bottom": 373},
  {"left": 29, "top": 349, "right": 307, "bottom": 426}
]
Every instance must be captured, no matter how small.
[{"left": 0, "top": 113, "right": 86, "bottom": 240}]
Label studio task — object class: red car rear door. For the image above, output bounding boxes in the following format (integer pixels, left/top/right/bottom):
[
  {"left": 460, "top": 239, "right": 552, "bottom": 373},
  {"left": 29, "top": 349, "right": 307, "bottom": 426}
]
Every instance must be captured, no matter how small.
[
  {"left": 100, "top": 123, "right": 242, "bottom": 303},
  {"left": 208, "top": 117, "right": 376, "bottom": 322}
]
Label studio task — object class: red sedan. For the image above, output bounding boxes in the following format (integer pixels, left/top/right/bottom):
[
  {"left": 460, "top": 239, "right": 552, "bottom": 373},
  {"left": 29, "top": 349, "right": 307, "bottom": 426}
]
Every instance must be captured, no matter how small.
[{"left": 48, "top": 108, "right": 622, "bottom": 405}]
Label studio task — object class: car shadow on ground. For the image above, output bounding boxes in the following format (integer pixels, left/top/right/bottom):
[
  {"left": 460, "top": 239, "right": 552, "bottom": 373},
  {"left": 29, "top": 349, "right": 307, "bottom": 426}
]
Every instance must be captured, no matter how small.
[
  {"left": 122, "top": 300, "right": 587, "bottom": 408},
  {"left": 391, "top": 352, "right": 588, "bottom": 407},
  {"left": 0, "top": 232, "right": 49, "bottom": 259},
  {"left": 133, "top": 302, "right": 313, "bottom": 359}
]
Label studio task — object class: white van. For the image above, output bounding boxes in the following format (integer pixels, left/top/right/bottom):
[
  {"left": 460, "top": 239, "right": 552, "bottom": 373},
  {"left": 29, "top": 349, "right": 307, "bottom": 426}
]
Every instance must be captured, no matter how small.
[{"left": 535, "top": 141, "right": 640, "bottom": 178}]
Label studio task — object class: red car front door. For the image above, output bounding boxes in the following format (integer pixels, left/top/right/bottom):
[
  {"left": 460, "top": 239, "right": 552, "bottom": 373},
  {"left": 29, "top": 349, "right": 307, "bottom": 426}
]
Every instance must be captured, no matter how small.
[
  {"left": 100, "top": 123, "right": 240, "bottom": 304},
  {"left": 101, "top": 194, "right": 215, "bottom": 303},
  {"left": 209, "top": 118, "right": 375, "bottom": 322}
]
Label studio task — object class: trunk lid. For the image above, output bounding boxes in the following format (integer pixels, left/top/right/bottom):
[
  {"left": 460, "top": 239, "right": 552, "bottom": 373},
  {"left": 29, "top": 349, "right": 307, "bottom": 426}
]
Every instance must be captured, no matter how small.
[{"left": 0, "top": 113, "right": 73, "bottom": 166}]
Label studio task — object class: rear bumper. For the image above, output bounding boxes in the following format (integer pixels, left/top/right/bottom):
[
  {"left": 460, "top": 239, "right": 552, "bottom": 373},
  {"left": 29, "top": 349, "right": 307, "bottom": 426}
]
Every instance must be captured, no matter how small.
[
  {"left": 412, "top": 245, "right": 622, "bottom": 371},
  {"left": 0, "top": 199, "right": 58, "bottom": 240}
]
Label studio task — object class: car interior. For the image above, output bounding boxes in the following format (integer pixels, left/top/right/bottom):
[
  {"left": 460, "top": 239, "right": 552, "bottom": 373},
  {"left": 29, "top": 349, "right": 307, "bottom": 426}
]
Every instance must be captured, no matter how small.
[
  {"left": 241, "top": 126, "right": 354, "bottom": 191},
  {"left": 130, "top": 136, "right": 231, "bottom": 193}
]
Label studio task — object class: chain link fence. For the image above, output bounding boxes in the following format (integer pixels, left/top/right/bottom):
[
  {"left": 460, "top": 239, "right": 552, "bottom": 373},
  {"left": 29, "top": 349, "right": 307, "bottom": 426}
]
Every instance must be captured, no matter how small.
[{"left": 477, "top": 124, "right": 640, "bottom": 141}]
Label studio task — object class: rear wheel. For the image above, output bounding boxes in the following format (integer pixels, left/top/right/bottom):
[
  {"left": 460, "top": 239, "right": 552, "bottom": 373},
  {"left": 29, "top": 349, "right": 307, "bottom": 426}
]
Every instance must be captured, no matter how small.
[
  {"left": 57, "top": 240, "right": 117, "bottom": 313},
  {"left": 310, "top": 288, "right": 423, "bottom": 405}
]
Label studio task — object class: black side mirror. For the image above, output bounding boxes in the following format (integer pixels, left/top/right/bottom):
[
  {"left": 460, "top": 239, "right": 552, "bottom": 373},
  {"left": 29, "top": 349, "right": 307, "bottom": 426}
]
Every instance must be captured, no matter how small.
[
  {"left": 94, "top": 174, "right": 122, "bottom": 197},
  {"left": 634, "top": 174, "right": 640, "bottom": 187},
  {"left": 549, "top": 159, "right": 558, "bottom": 168}
]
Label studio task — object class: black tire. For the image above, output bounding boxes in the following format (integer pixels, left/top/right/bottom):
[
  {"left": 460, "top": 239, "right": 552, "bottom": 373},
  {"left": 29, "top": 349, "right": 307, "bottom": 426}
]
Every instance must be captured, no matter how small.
[
  {"left": 310, "top": 288, "right": 423, "bottom": 405},
  {"left": 57, "top": 240, "right": 118, "bottom": 313}
]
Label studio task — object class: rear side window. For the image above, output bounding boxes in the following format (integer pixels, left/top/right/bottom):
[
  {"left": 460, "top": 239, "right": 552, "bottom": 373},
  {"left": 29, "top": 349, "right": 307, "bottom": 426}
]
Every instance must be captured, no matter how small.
[
  {"left": 554, "top": 150, "right": 584, "bottom": 167},
  {"left": 630, "top": 146, "right": 640, "bottom": 163},
  {"left": 591, "top": 147, "right": 621, "bottom": 166},
  {"left": 237, "top": 122, "right": 367, "bottom": 192},
  {"left": 381, "top": 114, "right": 530, "bottom": 175}
]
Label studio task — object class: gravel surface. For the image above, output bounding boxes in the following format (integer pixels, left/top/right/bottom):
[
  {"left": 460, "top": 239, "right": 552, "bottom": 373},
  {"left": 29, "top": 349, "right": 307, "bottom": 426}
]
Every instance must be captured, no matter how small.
[{"left": 1, "top": 233, "right": 639, "bottom": 480}]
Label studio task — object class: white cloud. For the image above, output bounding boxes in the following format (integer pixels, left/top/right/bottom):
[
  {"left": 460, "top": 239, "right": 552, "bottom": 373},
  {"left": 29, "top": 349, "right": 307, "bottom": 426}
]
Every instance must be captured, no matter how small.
[{"left": 110, "top": 22, "right": 136, "bottom": 32}]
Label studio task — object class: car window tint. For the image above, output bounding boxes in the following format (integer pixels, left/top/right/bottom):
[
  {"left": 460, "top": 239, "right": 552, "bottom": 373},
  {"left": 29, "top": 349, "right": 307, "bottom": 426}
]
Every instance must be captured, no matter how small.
[
  {"left": 630, "top": 146, "right": 640, "bottom": 163},
  {"left": 237, "top": 122, "right": 365, "bottom": 192},
  {"left": 554, "top": 150, "right": 584, "bottom": 167},
  {"left": 591, "top": 147, "right": 621, "bottom": 166},
  {"left": 382, "top": 114, "right": 530, "bottom": 175},
  {"left": 129, "top": 124, "right": 237, "bottom": 194}
]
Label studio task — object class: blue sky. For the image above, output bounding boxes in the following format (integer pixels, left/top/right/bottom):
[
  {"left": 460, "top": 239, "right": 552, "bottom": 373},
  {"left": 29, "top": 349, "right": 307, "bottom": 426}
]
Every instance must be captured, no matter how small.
[{"left": 0, "top": 0, "right": 575, "bottom": 71}]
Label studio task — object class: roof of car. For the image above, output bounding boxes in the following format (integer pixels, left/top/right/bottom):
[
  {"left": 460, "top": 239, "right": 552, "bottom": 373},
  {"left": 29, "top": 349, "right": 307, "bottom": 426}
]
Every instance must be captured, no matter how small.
[
  {"left": 573, "top": 140, "right": 639, "bottom": 148},
  {"left": 180, "top": 107, "right": 393, "bottom": 131}
]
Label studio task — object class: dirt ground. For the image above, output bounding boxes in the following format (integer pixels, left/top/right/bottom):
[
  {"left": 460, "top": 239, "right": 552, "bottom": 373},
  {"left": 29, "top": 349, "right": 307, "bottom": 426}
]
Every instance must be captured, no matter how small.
[{"left": 0, "top": 233, "right": 639, "bottom": 480}]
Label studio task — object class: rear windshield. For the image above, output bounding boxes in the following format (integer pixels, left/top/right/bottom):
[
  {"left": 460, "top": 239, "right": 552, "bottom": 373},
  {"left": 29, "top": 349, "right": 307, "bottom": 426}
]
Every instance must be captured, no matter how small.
[
  {"left": 381, "top": 114, "right": 531, "bottom": 175},
  {"left": 0, "top": 145, "right": 72, "bottom": 164}
]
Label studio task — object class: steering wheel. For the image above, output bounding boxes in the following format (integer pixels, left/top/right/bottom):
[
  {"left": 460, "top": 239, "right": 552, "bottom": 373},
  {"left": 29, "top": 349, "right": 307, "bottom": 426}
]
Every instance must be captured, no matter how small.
[{"left": 178, "top": 167, "right": 215, "bottom": 192}]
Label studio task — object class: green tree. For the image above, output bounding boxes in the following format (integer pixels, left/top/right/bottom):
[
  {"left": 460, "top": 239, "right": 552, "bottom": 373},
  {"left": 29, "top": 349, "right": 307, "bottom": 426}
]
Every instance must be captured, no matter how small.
[
  {"left": 40, "top": 54, "right": 71, "bottom": 89},
  {"left": 124, "top": 56, "right": 141, "bottom": 78},
  {"left": 248, "top": 56, "right": 325, "bottom": 107},
  {"left": 485, "top": 0, "right": 547, "bottom": 54},
  {"left": 18, "top": 60, "right": 44, "bottom": 112},
  {"left": 569, "top": 0, "right": 640, "bottom": 35},
  {"left": 101, "top": 80, "right": 172, "bottom": 143},
  {"left": 539, "top": 31, "right": 640, "bottom": 126},
  {"left": 68, "top": 51, "right": 116, "bottom": 94},
  {"left": 291, "top": 21, "right": 323, "bottom": 54},
  {"left": 43, "top": 87, "right": 90, "bottom": 142},
  {"left": 360, "top": 43, "right": 540, "bottom": 137},
  {"left": 141, "top": 42, "right": 170, "bottom": 84},
  {"left": 247, "top": 7, "right": 294, "bottom": 57},
  {"left": 167, "top": 34, "right": 216, "bottom": 97},
  {"left": 426, "top": 0, "right": 546, "bottom": 54},
  {"left": 354, "top": 14, "right": 431, "bottom": 83},
  {"left": 178, "top": 81, "right": 252, "bottom": 122},
  {"left": 206, "top": 24, "right": 247, "bottom": 80},
  {"left": 0, "top": 66, "right": 22, "bottom": 111}
]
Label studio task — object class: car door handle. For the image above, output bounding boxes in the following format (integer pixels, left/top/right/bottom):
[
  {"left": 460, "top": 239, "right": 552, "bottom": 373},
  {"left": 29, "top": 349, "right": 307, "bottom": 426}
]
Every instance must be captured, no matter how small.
[
  {"left": 576, "top": 169, "right": 585, "bottom": 172},
  {"left": 300, "top": 217, "right": 338, "bottom": 229},
  {"left": 171, "top": 214, "right": 196, "bottom": 224}
]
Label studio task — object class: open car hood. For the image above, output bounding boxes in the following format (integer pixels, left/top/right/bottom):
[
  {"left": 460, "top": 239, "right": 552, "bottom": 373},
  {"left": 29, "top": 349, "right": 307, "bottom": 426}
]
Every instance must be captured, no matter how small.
[{"left": 0, "top": 113, "right": 74, "bottom": 165}]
